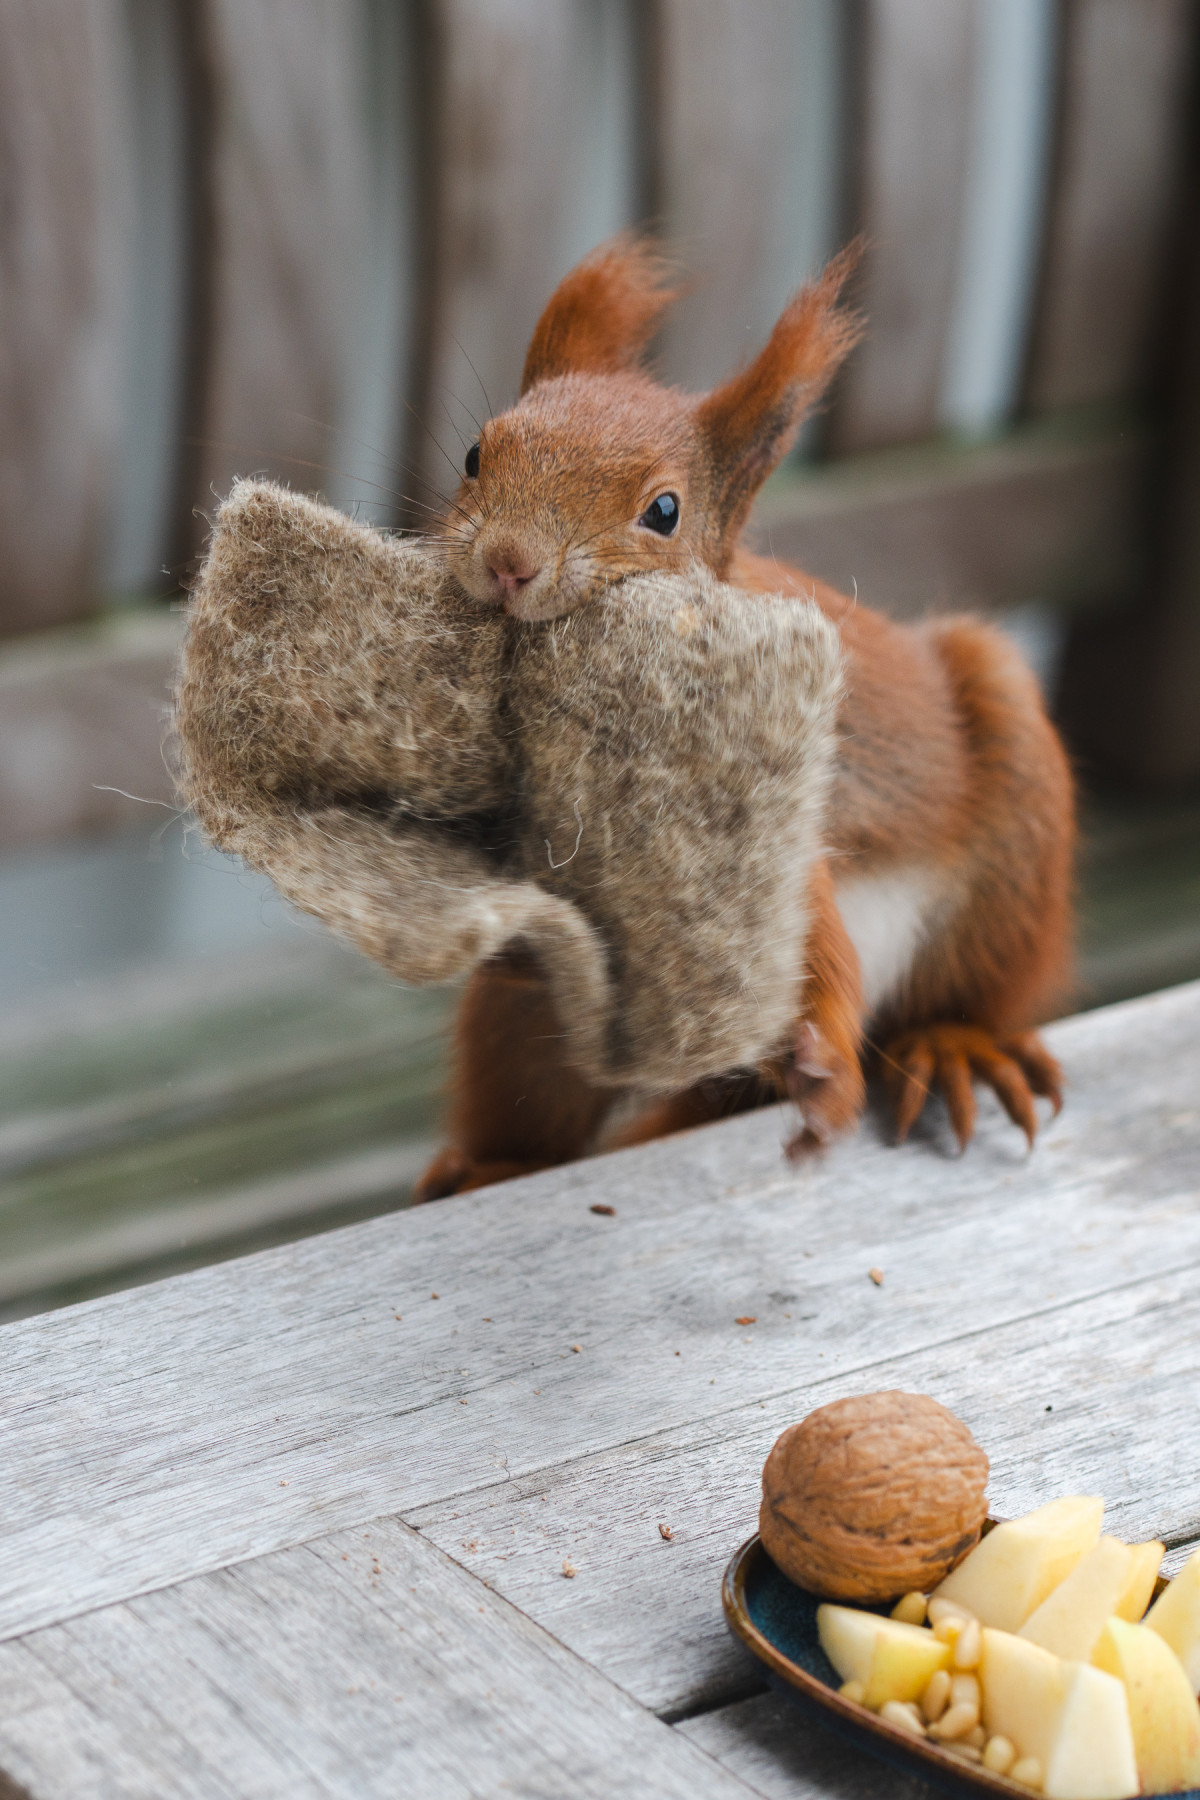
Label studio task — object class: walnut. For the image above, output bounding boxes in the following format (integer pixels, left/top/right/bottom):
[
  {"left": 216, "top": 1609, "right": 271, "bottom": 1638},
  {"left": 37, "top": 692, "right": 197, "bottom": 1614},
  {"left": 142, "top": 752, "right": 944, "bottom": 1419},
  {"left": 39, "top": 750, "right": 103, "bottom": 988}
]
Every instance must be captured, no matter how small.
[{"left": 759, "top": 1391, "right": 989, "bottom": 1602}]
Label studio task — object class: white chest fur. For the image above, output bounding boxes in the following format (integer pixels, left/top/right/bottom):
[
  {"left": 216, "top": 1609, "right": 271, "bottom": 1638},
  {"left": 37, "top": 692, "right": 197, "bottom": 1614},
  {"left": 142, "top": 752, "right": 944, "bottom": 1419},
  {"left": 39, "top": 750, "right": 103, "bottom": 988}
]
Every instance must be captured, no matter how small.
[{"left": 833, "top": 867, "right": 947, "bottom": 1017}]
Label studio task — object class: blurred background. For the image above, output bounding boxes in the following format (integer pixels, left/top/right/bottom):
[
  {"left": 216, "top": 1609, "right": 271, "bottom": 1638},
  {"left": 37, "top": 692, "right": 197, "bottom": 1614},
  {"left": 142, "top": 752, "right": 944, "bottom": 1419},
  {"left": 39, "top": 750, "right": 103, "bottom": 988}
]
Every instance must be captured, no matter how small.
[{"left": 1, "top": 0, "right": 1198, "bottom": 1320}]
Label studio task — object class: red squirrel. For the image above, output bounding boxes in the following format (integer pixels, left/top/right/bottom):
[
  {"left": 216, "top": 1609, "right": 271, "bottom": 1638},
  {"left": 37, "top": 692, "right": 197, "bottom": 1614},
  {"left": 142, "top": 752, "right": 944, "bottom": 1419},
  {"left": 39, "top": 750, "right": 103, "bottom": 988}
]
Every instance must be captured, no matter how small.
[{"left": 415, "top": 238, "right": 1074, "bottom": 1199}]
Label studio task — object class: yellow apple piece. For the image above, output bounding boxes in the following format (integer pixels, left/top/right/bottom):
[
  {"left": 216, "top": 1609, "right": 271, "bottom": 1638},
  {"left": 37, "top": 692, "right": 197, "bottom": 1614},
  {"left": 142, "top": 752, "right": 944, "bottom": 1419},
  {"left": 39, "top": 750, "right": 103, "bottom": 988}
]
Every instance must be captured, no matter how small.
[
  {"left": 1115, "top": 1537, "right": 1163, "bottom": 1622},
  {"left": 980, "top": 1627, "right": 1138, "bottom": 1800},
  {"left": 1093, "top": 1615, "right": 1200, "bottom": 1793},
  {"left": 930, "top": 1495, "right": 1104, "bottom": 1633},
  {"left": 1146, "top": 1544, "right": 1200, "bottom": 1688},
  {"left": 817, "top": 1604, "right": 951, "bottom": 1710},
  {"left": 1018, "top": 1537, "right": 1134, "bottom": 1660}
]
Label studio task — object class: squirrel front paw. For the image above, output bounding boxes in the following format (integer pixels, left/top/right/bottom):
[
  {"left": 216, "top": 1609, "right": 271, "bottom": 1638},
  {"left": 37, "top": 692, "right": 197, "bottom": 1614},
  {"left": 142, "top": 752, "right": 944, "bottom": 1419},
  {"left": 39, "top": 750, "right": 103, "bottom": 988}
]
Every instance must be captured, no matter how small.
[
  {"left": 881, "top": 1023, "right": 1063, "bottom": 1153},
  {"left": 784, "top": 1019, "right": 867, "bottom": 1156}
]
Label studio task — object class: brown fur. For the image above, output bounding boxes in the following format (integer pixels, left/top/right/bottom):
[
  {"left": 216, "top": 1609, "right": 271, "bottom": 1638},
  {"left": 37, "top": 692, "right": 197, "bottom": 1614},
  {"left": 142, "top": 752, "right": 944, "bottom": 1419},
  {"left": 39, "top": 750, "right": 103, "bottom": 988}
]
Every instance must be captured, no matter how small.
[{"left": 421, "top": 238, "right": 1074, "bottom": 1190}]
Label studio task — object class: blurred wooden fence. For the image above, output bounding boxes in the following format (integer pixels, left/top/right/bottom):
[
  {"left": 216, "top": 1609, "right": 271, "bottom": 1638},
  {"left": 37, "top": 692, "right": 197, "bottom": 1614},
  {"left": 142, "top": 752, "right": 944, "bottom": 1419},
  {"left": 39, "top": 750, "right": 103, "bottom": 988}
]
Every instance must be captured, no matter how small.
[{"left": 0, "top": 0, "right": 1198, "bottom": 845}]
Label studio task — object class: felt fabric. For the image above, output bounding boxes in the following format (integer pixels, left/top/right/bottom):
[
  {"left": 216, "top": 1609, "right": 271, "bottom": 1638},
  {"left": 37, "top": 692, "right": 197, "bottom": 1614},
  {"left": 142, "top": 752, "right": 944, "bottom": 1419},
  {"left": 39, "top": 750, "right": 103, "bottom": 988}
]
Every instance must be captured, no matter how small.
[{"left": 174, "top": 480, "right": 843, "bottom": 1092}]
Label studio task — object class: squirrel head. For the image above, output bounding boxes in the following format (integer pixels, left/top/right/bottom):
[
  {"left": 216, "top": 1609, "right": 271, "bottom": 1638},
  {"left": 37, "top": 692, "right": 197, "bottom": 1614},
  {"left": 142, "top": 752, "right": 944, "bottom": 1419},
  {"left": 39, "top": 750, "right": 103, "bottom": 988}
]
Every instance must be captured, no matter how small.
[{"left": 439, "top": 236, "right": 862, "bottom": 621}]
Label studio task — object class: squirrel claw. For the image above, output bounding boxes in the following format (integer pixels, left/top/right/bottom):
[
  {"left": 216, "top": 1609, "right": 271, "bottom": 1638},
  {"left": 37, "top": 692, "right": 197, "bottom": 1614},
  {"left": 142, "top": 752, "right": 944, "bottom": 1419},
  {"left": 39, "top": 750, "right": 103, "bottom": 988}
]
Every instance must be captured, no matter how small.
[{"left": 881, "top": 1024, "right": 1062, "bottom": 1153}]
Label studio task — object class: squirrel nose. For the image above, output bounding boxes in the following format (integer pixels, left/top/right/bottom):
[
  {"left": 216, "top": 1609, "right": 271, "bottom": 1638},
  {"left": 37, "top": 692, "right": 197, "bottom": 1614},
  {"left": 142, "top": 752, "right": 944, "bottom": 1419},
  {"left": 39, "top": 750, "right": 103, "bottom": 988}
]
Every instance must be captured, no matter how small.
[{"left": 486, "top": 548, "right": 542, "bottom": 598}]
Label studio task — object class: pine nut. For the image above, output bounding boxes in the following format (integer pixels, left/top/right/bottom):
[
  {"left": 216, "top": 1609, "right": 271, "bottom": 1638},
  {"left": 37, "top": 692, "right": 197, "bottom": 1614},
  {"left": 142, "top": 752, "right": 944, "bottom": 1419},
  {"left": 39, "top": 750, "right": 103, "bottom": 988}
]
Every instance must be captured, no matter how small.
[
  {"left": 1011, "top": 1756, "right": 1044, "bottom": 1790},
  {"left": 927, "top": 1597, "right": 973, "bottom": 1628},
  {"left": 932, "top": 1616, "right": 963, "bottom": 1645},
  {"left": 945, "top": 1742, "right": 983, "bottom": 1764},
  {"left": 880, "top": 1700, "right": 926, "bottom": 1737},
  {"left": 890, "top": 1590, "right": 927, "bottom": 1625},
  {"left": 953, "top": 1616, "right": 982, "bottom": 1668},
  {"left": 950, "top": 1673, "right": 980, "bottom": 1712},
  {"left": 838, "top": 1680, "right": 865, "bottom": 1705},
  {"left": 965, "top": 1723, "right": 986, "bottom": 1749},
  {"left": 929, "top": 1700, "right": 979, "bottom": 1741},
  {"left": 983, "top": 1735, "right": 1016, "bottom": 1775},
  {"left": 920, "top": 1668, "right": 952, "bottom": 1723}
]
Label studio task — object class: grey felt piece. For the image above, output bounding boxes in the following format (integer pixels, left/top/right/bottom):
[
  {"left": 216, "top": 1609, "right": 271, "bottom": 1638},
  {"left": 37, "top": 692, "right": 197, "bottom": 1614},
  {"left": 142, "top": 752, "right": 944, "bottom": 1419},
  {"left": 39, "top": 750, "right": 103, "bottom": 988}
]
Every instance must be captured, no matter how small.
[{"left": 174, "top": 480, "right": 842, "bottom": 1091}]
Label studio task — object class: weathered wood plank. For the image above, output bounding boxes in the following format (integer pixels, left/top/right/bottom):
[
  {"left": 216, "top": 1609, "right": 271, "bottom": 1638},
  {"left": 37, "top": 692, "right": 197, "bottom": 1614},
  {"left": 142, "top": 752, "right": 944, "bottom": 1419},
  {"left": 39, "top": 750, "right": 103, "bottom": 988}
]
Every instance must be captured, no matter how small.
[
  {"left": 750, "top": 411, "right": 1146, "bottom": 617},
  {"left": 0, "top": 0, "right": 126, "bottom": 633},
  {"left": 0, "top": 983, "right": 1195, "bottom": 1646},
  {"left": 178, "top": 0, "right": 371, "bottom": 559},
  {"left": 1025, "top": 0, "right": 1193, "bottom": 411},
  {"left": 653, "top": 0, "right": 843, "bottom": 391},
  {"left": 411, "top": 0, "right": 638, "bottom": 506},
  {"left": 937, "top": 0, "right": 1057, "bottom": 436},
  {"left": 409, "top": 1262, "right": 1200, "bottom": 1718},
  {"left": 1056, "top": 114, "right": 1200, "bottom": 788},
  {"left": 827, "top": 0, "right": 976, "bottom": 451},
  {"left": 0, "top": 1517, "right": 758, "bottom": 1800},
  {"left": 679, "top": 1690, "right": 931, "bottom": 1800},
  {"left": 103, "top": 0, "right": 191, "bottom": 597}
]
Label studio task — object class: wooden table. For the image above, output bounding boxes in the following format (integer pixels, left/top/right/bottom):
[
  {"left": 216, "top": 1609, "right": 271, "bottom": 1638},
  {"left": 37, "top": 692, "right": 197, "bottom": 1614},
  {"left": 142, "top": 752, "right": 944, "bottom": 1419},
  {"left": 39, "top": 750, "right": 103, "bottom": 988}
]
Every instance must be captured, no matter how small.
[{"left": 0, "top": 980, "right": 1197, "bottom": 1799}]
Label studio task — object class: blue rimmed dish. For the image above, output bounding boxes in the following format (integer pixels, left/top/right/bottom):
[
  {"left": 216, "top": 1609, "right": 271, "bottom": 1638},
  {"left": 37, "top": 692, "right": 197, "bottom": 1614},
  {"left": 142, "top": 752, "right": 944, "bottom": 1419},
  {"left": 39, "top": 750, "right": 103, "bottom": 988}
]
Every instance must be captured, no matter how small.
[{"left": 722, "top": 1531, "right": 1194, "bottom": 1799}]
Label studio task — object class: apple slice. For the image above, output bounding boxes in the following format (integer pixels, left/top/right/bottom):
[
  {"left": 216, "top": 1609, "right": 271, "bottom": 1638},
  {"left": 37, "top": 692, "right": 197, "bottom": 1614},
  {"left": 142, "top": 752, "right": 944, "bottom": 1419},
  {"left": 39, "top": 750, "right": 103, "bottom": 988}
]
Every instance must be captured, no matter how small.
[
  {"left": 1093, "top": 1616, "right": 1200, "bottom": 1793},
  {"left": 1146, "top": 1544, "right": 1200, "bottom": 1687},
  {"left": 1018, "top": 1537, "right": 1133, "bottom": 1660},
  {"left": 1115, "top": 1537, "right": 1164, "bottom": 1622},
  {"left": 817, "top": 1604, "right": 950, "bottom": 1710},
  {"left": 931, "top": 1496, "right": 1104, "bottom": 1633},
  {"left": 980, "top": 1627, "right": 1138, "bottom": 1800}
]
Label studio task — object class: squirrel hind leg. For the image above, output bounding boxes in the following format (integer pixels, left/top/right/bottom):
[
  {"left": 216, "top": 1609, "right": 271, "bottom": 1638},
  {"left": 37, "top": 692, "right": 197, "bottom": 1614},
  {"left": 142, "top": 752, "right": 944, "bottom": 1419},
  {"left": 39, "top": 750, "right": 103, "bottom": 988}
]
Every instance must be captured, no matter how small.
[{"left": 880, "top": 1023, "right": 1062, "bottom": 1154}]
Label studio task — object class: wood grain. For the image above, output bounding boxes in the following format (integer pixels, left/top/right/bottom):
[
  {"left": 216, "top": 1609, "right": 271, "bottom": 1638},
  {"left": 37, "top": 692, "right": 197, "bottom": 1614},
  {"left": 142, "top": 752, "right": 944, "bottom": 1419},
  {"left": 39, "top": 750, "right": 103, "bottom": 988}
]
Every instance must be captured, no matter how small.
[
  {"left": 653, "top": 0, "right": 843, "bottom": 392},
  {"left": 1025, "top": 0, "right": 1193, "bottom": 411},
  {"left": 0, "top": 982, "right": 1195, "bottom": 1649},
  {"left": 827, "top": 0, "right": 976, "bottom": 452},
  {"left": 0, "top": 0, "right": 127, "bottom": 633},
  {"left": 179, "top": 0, "right": 371, "bottom": 557},
  {"left": 0, "top": 1517, "right": 758, "bottom": 1800}
]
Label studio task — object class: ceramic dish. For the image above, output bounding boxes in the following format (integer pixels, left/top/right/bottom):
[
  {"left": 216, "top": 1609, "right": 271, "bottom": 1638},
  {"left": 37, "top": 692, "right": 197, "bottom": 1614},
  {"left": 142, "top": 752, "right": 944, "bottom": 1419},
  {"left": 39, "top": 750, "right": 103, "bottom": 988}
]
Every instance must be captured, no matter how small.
[{"left": 722, "top": 1531, "right": 1197, "bottom": 1800}]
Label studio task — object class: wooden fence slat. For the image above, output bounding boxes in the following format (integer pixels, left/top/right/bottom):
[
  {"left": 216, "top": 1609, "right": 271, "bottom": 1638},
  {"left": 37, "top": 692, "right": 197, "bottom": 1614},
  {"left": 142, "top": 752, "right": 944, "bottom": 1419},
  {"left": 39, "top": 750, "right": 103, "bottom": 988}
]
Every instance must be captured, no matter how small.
[
  {"left": 410, "top": 0, "right": 640, "bottom": 506},
  {"left": 1024, "top": 0, "right": 1194, "bottom": 411},
  {"left": 1057, "top": 138, "right": 1200, "bottom": 786},
  {"left": 826, "top": 0, "right": 977, "bottom": 453},
  {"left": 652, "top": 0, "right": 843, "bottom": 393},
  {"left": 177, "top": 0, "right": 372, "bottom": 560},
  {"left": 102, "top": 0, "right": 191, "bottom": 597},
  {"left": 0, "top": 0, "right": 126, "bottom": 634}
]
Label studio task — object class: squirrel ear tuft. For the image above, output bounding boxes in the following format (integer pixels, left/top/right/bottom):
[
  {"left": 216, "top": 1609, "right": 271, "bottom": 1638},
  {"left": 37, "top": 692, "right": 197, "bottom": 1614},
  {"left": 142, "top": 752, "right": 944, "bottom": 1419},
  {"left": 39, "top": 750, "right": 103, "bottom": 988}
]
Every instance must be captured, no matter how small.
[
  {"left": 694, "top": 242, "right": 864, "bottom": 553},
  {"left": 520, "top": 235, "right": 681, "bottom": 394}
]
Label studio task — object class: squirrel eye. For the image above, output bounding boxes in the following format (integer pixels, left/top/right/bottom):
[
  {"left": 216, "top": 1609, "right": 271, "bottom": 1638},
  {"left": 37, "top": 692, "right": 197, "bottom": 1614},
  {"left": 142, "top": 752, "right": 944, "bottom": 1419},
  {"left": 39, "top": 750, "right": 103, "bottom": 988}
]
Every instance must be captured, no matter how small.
[
  {"left": 464, "top": 442, "right": 480, "bottom": 479},
  {"left": 638, "top": 492, "right": 679, "bottom": 536}
]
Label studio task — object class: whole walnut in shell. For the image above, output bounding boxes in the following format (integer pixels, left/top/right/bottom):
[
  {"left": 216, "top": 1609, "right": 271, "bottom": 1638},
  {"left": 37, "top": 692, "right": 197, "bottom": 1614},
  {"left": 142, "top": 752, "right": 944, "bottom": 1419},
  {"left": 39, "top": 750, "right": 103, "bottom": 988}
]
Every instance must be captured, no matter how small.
[{"left": 760, "top": 1391, "right": 989, "bottom": 1602}]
